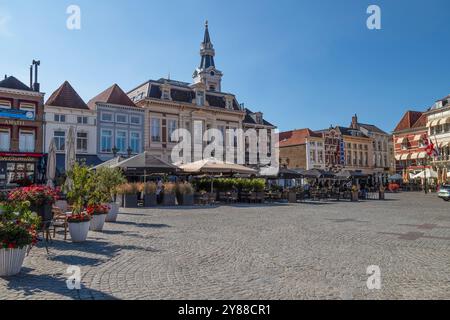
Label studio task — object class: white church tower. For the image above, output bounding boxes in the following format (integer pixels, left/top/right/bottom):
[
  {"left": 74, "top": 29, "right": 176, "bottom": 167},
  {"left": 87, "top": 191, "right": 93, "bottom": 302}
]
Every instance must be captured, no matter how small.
[{"left": 192, "top": 21, "right": 223, "bottom": 92}]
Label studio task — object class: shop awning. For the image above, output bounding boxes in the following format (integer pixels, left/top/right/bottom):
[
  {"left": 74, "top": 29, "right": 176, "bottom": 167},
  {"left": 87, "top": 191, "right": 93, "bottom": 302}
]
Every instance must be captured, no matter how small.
[
  {"left": 410, "top": 153, "right": 419, "bottom": 159},
  {"left": 396, "top": 137, "right": 406, "bottom": 144},
  {"left": 400, "top": 154, "right": 411, "bottom": 160},
  {"left": 111, "top": 152, "right": 178, "bottom": 174},
  {"left": 438, "top": 117, "right": 450, "bottom": 125},
  {"left": 417, "top": 151, "right": 427, "bottom": 159},
  {"left": 395, "top": 154, "right": 401, "bottom": 161},
  {"left": 427, "top": 119, "right": 440, "bottom": 127},
  {"left": 178, "top": 158, "right": 257, "bottom": 175}
]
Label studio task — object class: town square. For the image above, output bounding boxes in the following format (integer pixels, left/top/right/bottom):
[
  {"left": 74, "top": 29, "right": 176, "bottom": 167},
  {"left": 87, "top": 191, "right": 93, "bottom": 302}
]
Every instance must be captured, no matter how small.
[
  {"left": 1, "top": 0, "right": 450, "bottom": 302},
  {"left": 1, "top": 192, "right": 449, "bottom": 300}
]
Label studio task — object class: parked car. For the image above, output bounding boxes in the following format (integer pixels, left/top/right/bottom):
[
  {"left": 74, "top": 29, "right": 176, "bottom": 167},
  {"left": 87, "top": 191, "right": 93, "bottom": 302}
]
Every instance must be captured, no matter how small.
[{"left": 437, "top": 185, "right": 450, "bottom": 201}]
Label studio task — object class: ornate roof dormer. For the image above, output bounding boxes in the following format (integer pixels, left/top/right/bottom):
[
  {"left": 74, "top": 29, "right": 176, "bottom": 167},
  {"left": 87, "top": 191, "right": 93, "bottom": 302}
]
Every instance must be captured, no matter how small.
[{"left": 193, "top": 21, "right": 223, "bottom": 92}]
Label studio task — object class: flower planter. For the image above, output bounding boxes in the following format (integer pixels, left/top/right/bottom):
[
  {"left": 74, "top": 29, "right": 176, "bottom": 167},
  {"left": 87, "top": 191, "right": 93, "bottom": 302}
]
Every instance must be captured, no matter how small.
[
  {"left": 90, "top": 214, "right": 107, "bottom": 231},
  {"left": 105, "top": 202, "right": 120, "bottom": 222},
  {"left": 288, "top": 191, "right": 297, "bottom": 204},
  {"left": 123, "top": 194, "right": 138, "bottom": 208},
  {"left": 179, "top": 194, "right": 194, "bottom": 206},
  {"left": 143, "top": 194, "right": 157, "bottom": 207},
  {"left": 68, "top": 221, "right": 90, "bottom": 242},
  {"left": 163, "top": 193, "right": 176, "bottom": 206},
  {"left": 0, "top": 247, "right": 28, "bottom": 277}
]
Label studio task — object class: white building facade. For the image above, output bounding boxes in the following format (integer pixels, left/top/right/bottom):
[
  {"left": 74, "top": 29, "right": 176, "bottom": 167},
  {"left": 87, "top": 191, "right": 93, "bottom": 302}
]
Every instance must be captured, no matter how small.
[{"left": 44, "top": 81, "right": 99, "bottom": 173}]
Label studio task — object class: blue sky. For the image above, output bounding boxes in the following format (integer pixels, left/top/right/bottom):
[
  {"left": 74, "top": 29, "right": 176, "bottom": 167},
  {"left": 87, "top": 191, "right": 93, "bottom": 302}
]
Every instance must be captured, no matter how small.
[{"left": 1, "top": 0, "right": 450, "bottom": 132}]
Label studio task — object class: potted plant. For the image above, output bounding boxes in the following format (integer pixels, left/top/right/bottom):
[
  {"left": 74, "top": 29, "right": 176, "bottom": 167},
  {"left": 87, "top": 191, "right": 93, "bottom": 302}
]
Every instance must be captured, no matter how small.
[
  {"left": 87, "top": 204, "right": 109, "bottom": 231},
  {"left": 67, "top": 212, "right": 91, "bottom": 242},
  {"left": 351, "top": 185, "right": 359, "bottom": 202},
  {"left": 142, "top": 182, "right": 157, "bottom": 207},
  {"left": 0, "top": 201, "right": 40, "bottom": 276},
  {"left": 176, "top": 182, "right": 195, "bottom": 206},
  {"left": 163, "top": 182, "right": 176, "bottom": 206},
  {"left": 118, "top": 183, "right": 139, "bottom": 208},
  {"left": 8, "top": 185, "right": 58, "bottom": 223},
  {"left": 95, "top": 167, "right": 126, "bottom": 222}
]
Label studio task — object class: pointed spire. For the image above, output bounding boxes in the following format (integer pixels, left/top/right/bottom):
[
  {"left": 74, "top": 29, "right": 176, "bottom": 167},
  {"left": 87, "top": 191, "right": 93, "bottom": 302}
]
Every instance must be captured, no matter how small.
[{"left": 203, "top": 20, "right": 211, "bottom": 45}]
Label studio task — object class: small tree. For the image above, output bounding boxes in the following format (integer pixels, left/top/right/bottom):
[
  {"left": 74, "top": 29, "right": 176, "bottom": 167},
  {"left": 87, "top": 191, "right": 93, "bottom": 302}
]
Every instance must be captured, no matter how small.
[
  {"left": 64, "top": 163, "right": 94, "bottom": 214},
  {"left": 95, "top": 167, "right": 126, "bottom": 203}
]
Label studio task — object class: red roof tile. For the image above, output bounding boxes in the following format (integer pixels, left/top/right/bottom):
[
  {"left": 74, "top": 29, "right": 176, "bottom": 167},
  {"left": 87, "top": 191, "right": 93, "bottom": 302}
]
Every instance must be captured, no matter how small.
[
  {"left": 393, "top": 111, "right": 424, "bottom": 132},
  {"left": 45, "top": 81, "right": 88, "bottom": 109},
  {"left": 279, "top": 128, "right": 322, "bottom": 147},
  {"left": 88, "top": 84, "right": 136, "bottom": 110}
]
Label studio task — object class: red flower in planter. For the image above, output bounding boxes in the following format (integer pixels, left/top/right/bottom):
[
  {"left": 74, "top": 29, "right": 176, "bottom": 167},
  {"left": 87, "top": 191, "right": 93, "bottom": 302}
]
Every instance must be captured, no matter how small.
[
  {"left": 8, "top": 185, "right": 59, "bottom": 206},
  {"left": 86, "top": 204, "right": 109, "bottom": 216},
  {"left": 67, "top": 212, "right": 92, "bottom": 223}
]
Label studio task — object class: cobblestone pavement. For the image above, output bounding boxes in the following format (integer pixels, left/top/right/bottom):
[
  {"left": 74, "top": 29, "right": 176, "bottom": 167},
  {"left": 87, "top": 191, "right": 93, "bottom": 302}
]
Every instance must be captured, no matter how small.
[{"left": 1, "top": 192, "right": 449, "bottom": 300}]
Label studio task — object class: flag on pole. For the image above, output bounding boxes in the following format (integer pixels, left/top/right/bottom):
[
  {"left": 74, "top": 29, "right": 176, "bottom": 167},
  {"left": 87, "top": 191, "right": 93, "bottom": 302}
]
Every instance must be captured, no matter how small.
[{"left": 423, "top": 134, "right": 439, "bottom": 159}]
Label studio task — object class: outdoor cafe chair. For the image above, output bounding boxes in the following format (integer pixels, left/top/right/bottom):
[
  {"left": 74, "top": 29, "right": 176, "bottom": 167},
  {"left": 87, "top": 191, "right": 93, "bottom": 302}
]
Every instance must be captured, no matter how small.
[{"left": 51, "top": 206, "right": 68, "bottom": 240}]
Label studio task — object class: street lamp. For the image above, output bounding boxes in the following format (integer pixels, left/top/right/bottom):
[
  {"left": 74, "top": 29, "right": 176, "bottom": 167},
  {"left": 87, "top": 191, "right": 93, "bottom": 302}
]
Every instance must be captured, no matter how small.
[{"left": 112, "top": 146, "right": 119, "bottom": 157}]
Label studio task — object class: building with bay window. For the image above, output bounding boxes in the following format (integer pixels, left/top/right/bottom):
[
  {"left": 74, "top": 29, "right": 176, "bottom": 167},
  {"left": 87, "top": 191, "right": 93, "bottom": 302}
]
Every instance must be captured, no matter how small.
[
  {"left": 44, "top": 81, "right": 100, "bottom": 173},
  {"left": 0, "top": 75, "right": 45, "bottom": 186},
  {"left": 88, "top": 84, "right": 144, "bottom": 161}
]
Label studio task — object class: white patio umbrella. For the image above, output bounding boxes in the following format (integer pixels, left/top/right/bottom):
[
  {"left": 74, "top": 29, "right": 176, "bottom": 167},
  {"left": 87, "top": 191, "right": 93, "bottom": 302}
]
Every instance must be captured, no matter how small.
[
  {"left": 46, "top": 138, "right": 57, "bottom": 188},
  {"left": 64, "top": 126, "right": 76, "bottom": 191},
  {"left": 411, "top": 168, "right": 438, "bottom": 179}
]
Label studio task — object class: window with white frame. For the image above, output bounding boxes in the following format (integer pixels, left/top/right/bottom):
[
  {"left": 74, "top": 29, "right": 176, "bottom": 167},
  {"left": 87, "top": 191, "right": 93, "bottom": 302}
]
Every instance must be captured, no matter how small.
[
  {"left": 77, "top": 116, "right": 88, "bottom": 124},
  {"left": 19, "top": 129, "right": 35, "bottom": 152},
  {"left": 130, "top": 115, "right": 142, "bottom": 125},
  {"left": 54, "top": 131, "right": 66, "bottom": 151},
  {"left": 168, "top": 119, "right": 177, "bottom": 142},
  {"left": 130, "top": 132, "right": 141, "bottom": 154},
  {"left": 54, "top": 114, "right": 66, "bottom": 122},
  {"left": 77, "top": 132, "right": 88, "bottom": 153},
  {"left": 0, "top": 129, "right": 10, "bottom": 151},
  {"left": 101, "top": 112, "right": 113, "bottom": 122},
  {"left": 116, "top": 130, "right": 127, "bottom": 153},
  {"left": 101, "top": 129, "right": 113, "bottom": 153},
  {"left": 0, "top": 100, "right": 11, "bottom": 109},
  {"left": 116, "top": 114, "right": 128, "bottom": 124},
  {"left": 151, "top": 118, "right": 161, "bottom": 142}
]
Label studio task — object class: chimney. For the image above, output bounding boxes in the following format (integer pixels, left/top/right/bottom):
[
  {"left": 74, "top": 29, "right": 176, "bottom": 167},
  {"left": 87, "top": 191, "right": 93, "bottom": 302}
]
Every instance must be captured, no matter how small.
[
  {"left": 351, "top": 114, "right": 358, "bottom": 129},
  {"left": 4, "top": 75, "right": 6, "bottom": 80},
  {"left": 32, "top": 59, "right": 40, "bottom": 92},
  {"left": 29, "top": 65, "right": 33, "bottom": 89}
]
